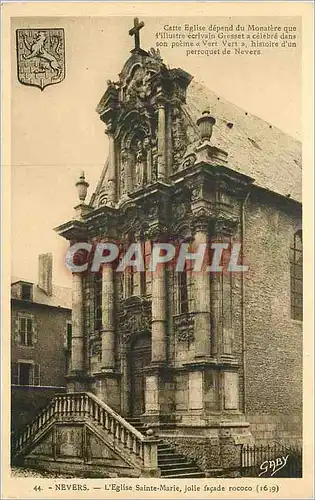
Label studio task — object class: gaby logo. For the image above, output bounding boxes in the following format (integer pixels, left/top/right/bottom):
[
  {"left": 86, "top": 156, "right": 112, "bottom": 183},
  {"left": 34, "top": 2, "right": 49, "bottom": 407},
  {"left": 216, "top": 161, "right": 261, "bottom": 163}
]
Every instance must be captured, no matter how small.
[
  {"left": 65, "top": 241, "right": 248, "bottom": 274},
  {"left": 259, "top": 454, "right": 290, "bottom": 476}
]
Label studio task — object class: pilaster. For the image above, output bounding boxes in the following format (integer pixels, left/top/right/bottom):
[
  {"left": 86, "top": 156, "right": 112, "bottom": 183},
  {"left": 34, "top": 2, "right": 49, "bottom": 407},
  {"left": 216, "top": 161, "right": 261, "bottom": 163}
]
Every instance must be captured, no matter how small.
[
  {"left": 70, "top": 272, "right": 85, "bottom": 373},
  {"left": 105, "top": 129, "right": 117, "bottom": 206},
  {"left": 192, "top": 219, "right": 211, "bottom": 359},
  {"left": 157, "top": 101, "right": 167, "bottom": 181},
  {"left": 101, "top": 263, "right": 115, "bottom": 371}
]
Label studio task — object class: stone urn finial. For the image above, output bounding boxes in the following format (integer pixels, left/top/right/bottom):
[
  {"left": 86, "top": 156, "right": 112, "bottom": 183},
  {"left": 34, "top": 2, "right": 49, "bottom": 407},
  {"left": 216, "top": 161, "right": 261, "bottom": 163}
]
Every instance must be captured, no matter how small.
[
  {"left": 146, "top": 427, "right": 155, "bottom": 438},
  {"left": 197, "top": 109, "right": 216, "bottom": 142},
  {"left": 75, "top": 171, "right": 89, "bottom": 203}
]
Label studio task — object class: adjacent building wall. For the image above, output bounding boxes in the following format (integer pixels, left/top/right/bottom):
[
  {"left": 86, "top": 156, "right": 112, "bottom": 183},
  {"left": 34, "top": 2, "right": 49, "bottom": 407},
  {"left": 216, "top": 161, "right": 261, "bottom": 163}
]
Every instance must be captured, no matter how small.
[
  {"left": 243, "top": 191, "right": 302, "bottom": 444},
  {"left": 11, "top": 301, "right": 70, "bottom": 434}
]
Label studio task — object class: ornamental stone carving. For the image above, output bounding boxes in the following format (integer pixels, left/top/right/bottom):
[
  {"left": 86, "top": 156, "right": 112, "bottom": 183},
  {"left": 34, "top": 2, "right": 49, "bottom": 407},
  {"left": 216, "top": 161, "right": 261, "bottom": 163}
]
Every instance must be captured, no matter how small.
[
  {"left": 119, "top": 300, "right": 152, "bottom": 343},
  {"left": 174, "top": 313, "right": 194, "bottom": 343},
  {"left": 192, "top": 209, "right": 212, "bottom": 233},
  {"left": 90, "top": 341, "right": 101, "bottom": 358},
  {"left": 125, "top": 67, "right": 153, "bottom": 105},
  {"left": 148, "top": 47, "right": 163, "bottom": 62},
  {"left": 181, "top": 153, "right": 197, "bottom": 171},
  {"left": 146, "top": 223, "right": 169, "bottom": 241},
  {"left": 190, "top": 181, "right": 204, "bottom": 202},
  {"left": 172, "top": 108, "right": 188, "bottom": 171},
  {"left": 172, "top": 201, "right": 190, "bottom": 222}
]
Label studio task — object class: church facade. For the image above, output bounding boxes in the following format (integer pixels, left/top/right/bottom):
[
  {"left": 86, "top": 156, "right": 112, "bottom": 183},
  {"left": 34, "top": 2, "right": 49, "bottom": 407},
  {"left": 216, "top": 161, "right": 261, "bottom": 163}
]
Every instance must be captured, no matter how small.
[{"left": 13, "top": 19, "right": 302, "bottom": 478}]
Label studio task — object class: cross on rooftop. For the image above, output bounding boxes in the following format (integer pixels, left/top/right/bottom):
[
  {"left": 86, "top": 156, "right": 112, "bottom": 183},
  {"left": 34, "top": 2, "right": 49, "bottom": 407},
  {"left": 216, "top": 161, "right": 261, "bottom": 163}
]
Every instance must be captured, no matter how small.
[{"left": 129, "top": 17, "right": 145, "bottom": 50}]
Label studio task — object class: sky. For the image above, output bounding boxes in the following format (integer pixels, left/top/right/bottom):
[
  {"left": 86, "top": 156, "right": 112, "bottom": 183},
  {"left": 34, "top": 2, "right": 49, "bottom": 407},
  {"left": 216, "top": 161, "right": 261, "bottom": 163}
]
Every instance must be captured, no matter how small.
[{"left": 10, "top": 15, "right": 301, "bottom": 287}]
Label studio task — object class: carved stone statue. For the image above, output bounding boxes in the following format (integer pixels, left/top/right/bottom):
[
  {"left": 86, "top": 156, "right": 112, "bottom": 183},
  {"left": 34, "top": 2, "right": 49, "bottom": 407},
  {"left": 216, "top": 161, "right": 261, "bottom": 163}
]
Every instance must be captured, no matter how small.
[
  {"left": 126, "top": 68, "right": 152, "bottom": 104},
  {"left": 135, "top": 140, "right": 145, "bottom": 187},
  {"left": 120, "top": 149, "right": 128, "bottom": 195},
  {"left": 172, "top": 108, "right": 187, "bottom": 170}
]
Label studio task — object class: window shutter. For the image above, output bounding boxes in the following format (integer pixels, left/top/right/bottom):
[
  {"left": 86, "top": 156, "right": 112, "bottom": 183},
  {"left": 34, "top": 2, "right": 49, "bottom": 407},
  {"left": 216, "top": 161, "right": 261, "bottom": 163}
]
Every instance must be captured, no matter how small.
[
  {"left": 33, "top": 364, "right": 40, "bottom": 386},
  {"left": 26, "top": 318, "right": 33, "bottom": 346},
  {"left": 67, "top": 323, "right": 72, "bottom": 352},
  {"left": 11, "top": 363, "right": 19, "bottom": 385}
]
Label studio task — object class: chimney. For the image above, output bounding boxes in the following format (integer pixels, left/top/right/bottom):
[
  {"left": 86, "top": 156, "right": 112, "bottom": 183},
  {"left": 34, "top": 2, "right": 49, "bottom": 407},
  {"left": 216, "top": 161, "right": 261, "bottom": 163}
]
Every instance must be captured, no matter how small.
[{"left": 38, "top": 253, "right": 53, "bottom": 296}]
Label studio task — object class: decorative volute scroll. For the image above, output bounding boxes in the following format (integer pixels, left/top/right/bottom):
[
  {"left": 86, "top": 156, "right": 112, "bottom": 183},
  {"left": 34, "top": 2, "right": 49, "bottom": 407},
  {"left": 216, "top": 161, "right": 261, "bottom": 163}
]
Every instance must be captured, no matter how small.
[{"left": 95, "top": 18, "right": 193, "bottom": 207}]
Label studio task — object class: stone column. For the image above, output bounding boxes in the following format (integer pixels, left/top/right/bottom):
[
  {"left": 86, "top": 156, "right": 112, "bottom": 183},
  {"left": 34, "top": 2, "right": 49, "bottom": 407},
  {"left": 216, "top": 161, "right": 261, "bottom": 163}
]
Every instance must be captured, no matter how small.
[
  {"left": 71, "top": 272, "right": 85, "bottom": 372},
  {"left": 157, "top": 102, "right": 167, "bottom": 181},
  {"left": 210, "top": 221, "right": 235, "bottom": 358},
  {"left": 166, "top": 106, "right": 173, "bottom": 175},
  {"left": 101, "top": 263, "right": 115, "bottom": 370},
  {"left": 193, "top": 226, "right": 211, "bottom": 358},
  {"left": 210, "top": 272, "right": 220, "bottom": 356},
  {"left": 106, "top": 130, "right": 116, "bottom": 206},
  {"left": 151, "top": 239, "right": 167, "bottom": 363}
]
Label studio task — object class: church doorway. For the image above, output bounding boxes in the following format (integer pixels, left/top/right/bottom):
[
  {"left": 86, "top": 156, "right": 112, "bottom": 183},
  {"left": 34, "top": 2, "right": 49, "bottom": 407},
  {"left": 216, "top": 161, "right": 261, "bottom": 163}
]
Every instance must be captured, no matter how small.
[{"left": 129, "top": 333, "right": 151, "bottom": 417}]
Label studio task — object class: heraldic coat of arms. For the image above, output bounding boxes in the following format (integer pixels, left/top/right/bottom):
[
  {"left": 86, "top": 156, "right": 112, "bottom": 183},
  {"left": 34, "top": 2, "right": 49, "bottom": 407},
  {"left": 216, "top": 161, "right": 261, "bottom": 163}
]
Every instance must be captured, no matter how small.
[{"left": 16, "top": 29, "right": 65, "bottom": 90}]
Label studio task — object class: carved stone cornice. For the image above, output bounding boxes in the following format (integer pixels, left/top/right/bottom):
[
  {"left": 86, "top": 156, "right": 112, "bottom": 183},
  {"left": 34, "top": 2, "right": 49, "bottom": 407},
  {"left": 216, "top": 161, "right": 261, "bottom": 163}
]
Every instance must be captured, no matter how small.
[
  {"left": 84, "top": 206, "right": 119, "bottom": 239},
  {"left": 97, "top": 80, "right": 120, "bottom": 127},
  {"left": 210, "top": 215, "right": 239, "bottom": 237},
  {"left": 54, "top": 219, "right": 88, "bottom": 242}
]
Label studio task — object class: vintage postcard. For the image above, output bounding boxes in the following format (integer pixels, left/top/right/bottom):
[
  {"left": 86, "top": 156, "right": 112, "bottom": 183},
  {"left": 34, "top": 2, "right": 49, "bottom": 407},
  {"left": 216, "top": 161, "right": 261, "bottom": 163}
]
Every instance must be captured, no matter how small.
[{"left": 1, "top": 2, "right": 314, "bottom": 499}]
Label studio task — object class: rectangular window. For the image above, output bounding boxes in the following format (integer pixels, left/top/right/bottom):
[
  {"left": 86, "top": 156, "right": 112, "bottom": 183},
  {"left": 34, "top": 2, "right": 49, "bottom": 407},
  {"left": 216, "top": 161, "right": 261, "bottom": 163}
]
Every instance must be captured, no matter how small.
[
  {"left": 291, "top": 231, "right": 303, "bottom": 321},
  {"left": 174, "top": 264, "right": 194, "bottom": 315},
  {"left": 19, "top": 317, "right": 33, "bottom": 346},
  {"left": 19, "top": 362, "right": 32, "bottom": 385},
  {"left": 66, "top": 322, "right": 72, "bottom": 352},
  {"left": 11, "top": 362, "right": 40, "bottom": 386},
  {"left": 21, "top": 284, "right": 32, "bottom": 301},
  {"left": 142, "top": 240, "right": 152, "bottom": 296}
]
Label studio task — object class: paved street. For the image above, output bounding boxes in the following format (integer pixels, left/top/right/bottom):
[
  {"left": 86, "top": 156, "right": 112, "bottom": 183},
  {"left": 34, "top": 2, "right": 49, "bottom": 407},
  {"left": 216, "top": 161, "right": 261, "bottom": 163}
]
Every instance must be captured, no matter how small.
[{"left": 11, "top": 467, "right": 74, "bottom": 478}]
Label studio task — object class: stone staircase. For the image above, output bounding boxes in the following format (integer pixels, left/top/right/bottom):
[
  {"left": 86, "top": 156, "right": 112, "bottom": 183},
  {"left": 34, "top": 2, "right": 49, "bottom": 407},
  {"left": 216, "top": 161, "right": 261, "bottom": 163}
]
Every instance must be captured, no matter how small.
[
  {"left": 127, "top": 417, "right": 205, "bottom": 478},
  {"left": 12, "top": 393, "right": 205, "bottom": 478}
]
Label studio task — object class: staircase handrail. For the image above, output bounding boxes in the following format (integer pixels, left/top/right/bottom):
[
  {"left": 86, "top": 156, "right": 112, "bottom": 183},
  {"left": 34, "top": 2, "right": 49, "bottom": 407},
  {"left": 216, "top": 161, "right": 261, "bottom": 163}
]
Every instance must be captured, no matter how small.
[{"left": 82, "top": 392, "right": 149, "bottom": 442}]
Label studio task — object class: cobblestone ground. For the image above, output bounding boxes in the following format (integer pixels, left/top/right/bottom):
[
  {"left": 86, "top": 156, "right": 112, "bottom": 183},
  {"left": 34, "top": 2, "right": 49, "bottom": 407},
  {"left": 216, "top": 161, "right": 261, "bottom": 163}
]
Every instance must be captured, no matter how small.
[{"left": 11, "top": 466, "right": 75, "bottom": 478}]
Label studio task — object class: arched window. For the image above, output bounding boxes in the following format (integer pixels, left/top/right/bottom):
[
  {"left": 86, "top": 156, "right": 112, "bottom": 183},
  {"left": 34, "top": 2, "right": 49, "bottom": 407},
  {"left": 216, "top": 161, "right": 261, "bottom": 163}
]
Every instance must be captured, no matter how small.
[{"left": 290, "top": 230, "right": 303, "bottom": 320}]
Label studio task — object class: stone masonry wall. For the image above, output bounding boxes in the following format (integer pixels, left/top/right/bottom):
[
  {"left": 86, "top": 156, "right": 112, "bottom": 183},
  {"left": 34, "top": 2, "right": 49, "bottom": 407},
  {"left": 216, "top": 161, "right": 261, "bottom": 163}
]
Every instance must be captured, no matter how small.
[{"left": 243, "top": 191, "right": 302, "bottom": 444}]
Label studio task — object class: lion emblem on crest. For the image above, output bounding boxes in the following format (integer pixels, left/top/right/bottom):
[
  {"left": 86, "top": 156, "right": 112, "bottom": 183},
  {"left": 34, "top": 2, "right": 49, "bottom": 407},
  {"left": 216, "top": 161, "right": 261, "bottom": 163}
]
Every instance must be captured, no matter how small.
[{"left": 16, "top": 28, "right": 65, "bottom": 90}]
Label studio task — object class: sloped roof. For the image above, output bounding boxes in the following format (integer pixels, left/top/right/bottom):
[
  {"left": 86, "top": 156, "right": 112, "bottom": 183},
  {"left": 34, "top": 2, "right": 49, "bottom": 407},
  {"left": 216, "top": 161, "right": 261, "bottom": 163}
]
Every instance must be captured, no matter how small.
[
  {"left": 185, "top": 80, "right": 302, "bottom": 202},
  {"left": 11, "top": 277, "right": 71, "bottom": 310}
]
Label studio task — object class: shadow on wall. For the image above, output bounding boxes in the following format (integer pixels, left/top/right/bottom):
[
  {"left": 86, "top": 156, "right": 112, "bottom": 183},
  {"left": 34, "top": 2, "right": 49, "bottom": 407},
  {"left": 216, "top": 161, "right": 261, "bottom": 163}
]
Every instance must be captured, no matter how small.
[{"left": 11, "top": 386, "right": 66, "bottom": 437}]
